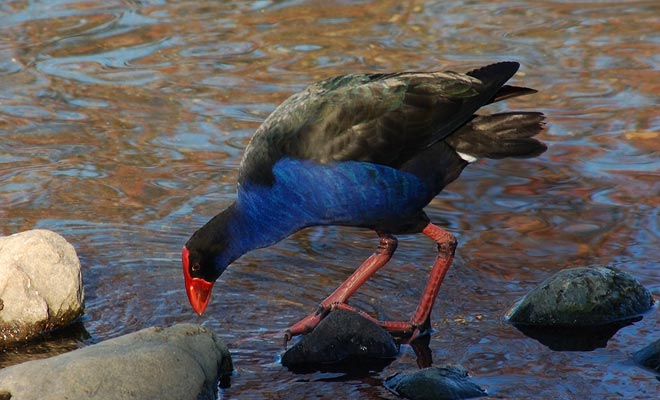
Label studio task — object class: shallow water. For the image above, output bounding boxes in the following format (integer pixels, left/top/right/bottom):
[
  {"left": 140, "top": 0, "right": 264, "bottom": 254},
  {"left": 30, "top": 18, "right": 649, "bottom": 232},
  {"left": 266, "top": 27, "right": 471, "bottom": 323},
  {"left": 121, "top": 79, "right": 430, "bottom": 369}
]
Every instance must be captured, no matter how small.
[{"left": 1, "top": 0, "right": 659, "bottom": 398}]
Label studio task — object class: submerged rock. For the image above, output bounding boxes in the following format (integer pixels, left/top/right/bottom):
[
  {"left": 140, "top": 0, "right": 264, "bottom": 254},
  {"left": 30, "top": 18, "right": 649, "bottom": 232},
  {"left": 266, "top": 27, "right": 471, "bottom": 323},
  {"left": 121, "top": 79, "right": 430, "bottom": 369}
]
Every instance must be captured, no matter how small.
[
  {"left": 0, "top": 323, "right": 233, "bottom": 400},
  {"left": 506, "top": 265, "right": 654, "bottom": 351},
  {"left": 0, "top": 229, "right": 84, "bottom": 346},
  {"left": 282, "top": 308, "right": 398, "bottom": 372},
  {"left": 633, "top": 338, "right": 660, "bottom": 375},
  {"left": 385, "top": 365, "right": 487, "bottom": 400}
]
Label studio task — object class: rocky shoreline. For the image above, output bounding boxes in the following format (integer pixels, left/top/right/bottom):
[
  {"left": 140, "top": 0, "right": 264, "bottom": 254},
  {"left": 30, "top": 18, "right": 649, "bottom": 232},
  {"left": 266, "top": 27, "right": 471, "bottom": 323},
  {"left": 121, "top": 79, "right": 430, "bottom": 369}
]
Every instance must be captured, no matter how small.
[
  {"left": 0, "top": 323, "right": 232, "bottom": 400},
  {"left": 1, "top": 229, "right": 657, "bottom": 399}
]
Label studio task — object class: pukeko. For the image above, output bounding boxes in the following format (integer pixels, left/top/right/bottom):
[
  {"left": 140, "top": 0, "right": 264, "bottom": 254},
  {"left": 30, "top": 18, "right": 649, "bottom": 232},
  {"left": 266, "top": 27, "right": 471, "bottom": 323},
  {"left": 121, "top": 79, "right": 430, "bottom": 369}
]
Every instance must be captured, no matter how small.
[{"left": 182, "top": 61, "right": 546, "bottom": 342}]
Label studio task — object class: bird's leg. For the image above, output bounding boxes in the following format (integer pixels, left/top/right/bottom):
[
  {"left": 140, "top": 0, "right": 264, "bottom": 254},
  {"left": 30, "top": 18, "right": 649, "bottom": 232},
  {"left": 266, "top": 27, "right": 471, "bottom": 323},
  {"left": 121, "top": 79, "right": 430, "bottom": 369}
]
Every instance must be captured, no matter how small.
[
  {"left": 284, "top": 224, "right": 455, "bottom": 344},
  {"left": 284, "top": 233, "right": 398, "bottom": 341},
  {"left": 411, "top": 223, "right": 456, "bottom": 326},
  {"left": 379, "top": 223, "right": 456, "bottom": 342}
]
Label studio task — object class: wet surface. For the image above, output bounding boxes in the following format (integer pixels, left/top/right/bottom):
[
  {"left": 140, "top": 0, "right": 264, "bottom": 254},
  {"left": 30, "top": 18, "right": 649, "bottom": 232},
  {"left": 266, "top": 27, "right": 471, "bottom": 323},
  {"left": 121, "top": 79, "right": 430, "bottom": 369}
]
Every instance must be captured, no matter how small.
[{"left": 1, "top": 1, "right": 659, "bottom": 398}]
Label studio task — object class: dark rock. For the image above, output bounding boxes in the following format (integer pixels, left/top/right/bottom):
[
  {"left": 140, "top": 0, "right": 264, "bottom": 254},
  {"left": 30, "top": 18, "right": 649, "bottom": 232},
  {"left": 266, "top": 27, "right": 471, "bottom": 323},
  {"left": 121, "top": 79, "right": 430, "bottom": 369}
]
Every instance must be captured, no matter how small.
[
  {"left": 633, "top": 338, "right": 660, "bottom": 374},
  {"left": 0, "top": 323, "right": 232, "bottom": 400},
  {"left": 505, "top": 265, "right": 654, "bottom": 351},
  {"left": 282, "top": 308, "right": 398, "bottom": 372},
  {"left": 506, "top": 265, "right": 653, "bottom": 327},
  {"left": 385, "top": 365, "right": 487, "bottom": 400}
]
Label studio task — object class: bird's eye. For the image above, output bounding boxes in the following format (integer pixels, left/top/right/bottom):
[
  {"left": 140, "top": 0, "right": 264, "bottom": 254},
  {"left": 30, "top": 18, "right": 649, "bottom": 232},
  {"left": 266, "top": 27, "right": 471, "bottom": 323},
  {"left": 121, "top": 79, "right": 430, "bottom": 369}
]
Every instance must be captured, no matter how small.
[{"left": 191, "top": 263, "right": 201, "bottom": 272}]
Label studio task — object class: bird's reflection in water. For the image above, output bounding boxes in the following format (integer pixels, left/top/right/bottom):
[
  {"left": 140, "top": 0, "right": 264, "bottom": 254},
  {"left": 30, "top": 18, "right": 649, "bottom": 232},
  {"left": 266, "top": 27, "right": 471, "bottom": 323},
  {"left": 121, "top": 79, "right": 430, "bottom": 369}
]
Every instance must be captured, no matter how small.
[{"left": 407, "top": 333, "right": 433, "bottom": 369}]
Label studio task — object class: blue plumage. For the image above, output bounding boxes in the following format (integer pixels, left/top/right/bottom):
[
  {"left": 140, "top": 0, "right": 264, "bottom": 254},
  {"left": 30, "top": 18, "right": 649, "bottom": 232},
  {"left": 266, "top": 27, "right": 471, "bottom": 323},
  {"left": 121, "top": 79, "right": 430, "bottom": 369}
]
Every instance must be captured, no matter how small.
[
  {"left": 212, "top": 158, "right": 433, "bottom": 274},
  {"left": 242, "top": 158, "right": 431, "bottom": 232}
]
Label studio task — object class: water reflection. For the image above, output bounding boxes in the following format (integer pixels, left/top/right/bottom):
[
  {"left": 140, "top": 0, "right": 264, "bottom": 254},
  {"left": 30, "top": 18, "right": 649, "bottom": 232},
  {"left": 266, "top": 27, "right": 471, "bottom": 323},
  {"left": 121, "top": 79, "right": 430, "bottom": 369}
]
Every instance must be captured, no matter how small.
[
  {"left": 0, "top": 321, "right": 90, "bottom": 368},
  {"left": 408, "top": 332, "right": 433, "bottom": 369},
  {"left": 284, "top": 353, "right": 396, "bottom": 377},
  {"left": 509, "top": 318, "right": 642, "bottom": 352}
]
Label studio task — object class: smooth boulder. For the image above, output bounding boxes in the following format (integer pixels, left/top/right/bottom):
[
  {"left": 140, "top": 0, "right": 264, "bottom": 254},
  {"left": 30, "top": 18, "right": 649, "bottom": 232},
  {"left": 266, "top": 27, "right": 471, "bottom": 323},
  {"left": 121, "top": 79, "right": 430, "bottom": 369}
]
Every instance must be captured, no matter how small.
[
  {"left": 505, "top": 265, "right": 654, "bottom": 350},
  {"left": 282, "top": 308, "right": 398, "bottom": 371},
  {"left": 385, "top": 365, "right": 487, "bottom": 400},
  {"left": 0, "top": 229, "right": 84, "bottom": 346},
  {"left": 506, "top": 265, "right": 653, "bottom": 326},
  {"left": 0, "top": 323, "right": 233, "bottom": 400}
]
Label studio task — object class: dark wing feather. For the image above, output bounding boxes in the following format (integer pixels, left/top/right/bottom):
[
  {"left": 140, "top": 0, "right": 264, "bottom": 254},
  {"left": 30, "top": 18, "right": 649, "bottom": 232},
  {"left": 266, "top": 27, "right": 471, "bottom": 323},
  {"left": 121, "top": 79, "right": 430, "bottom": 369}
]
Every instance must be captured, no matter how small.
[
  {"left": 240, "top": 62, "right": 523, "bottom": 186},
  {"left": 489, "top": 85, "right": 537, "bottom": 103},
  {"left": 299, "top": 71, "right": 483, "bottom": 164}
]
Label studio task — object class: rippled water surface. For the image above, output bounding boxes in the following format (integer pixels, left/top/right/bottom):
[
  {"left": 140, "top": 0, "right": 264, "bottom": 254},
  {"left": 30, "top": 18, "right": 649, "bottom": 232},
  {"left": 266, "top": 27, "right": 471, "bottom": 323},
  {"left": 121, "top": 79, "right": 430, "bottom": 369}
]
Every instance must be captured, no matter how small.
[{"left": 1, "top": 1, "right": 658, "bottom": 398}]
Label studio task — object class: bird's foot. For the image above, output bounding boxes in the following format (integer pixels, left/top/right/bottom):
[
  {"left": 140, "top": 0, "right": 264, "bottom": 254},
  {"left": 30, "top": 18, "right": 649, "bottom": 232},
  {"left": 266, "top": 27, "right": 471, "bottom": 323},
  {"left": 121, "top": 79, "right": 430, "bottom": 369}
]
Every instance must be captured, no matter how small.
[
  {"left": 283, "top": 304, "right": 430, "bottom": 346},
  {"left": 283, "top": 305, "right": 331, "bottom": 345},
  {"left": 283, "top": 303, "right": 365, "bottom": 346},
  {"left": 380, "top": 317, "right": 432, "bottom": 344}
]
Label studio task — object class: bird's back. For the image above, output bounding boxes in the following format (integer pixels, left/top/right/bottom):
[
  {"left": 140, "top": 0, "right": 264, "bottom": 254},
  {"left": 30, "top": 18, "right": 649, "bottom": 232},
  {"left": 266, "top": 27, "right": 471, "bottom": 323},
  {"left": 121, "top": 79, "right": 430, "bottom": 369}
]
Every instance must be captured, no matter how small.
[{"left": 238, "top": 62, "right": 539, "bottom": 187}]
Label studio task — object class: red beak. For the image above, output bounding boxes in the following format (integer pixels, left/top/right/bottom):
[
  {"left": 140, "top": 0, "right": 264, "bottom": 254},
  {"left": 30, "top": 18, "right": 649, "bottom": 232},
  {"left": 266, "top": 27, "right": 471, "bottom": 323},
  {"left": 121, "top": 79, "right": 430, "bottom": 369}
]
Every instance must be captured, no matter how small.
[{"left": 182, "top": 246, "right": 214, "bottom": 315}]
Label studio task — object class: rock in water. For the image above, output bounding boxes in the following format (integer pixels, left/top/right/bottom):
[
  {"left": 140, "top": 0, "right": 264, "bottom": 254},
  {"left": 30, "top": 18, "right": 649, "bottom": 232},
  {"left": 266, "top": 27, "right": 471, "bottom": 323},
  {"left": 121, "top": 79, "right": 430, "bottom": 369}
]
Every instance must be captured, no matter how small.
[
  {"left": 385, "top": 365, "right": 487, "bottom": 400},
  {"left": 506, "top": 265, "right": 653, "bottom": 326},
  {"left": 505, "top": 265, "right": 654, "bottom": 351},
  {"left": 0, "top": 229, "right": 84, "bottom": 346},
  {"left": 282, "top": 308, "right": 398, "bottom": 371},
  {"left": 0, "top": 323, "right": 233, "bottom": 400},
  {"left": 633, "top": 338, "right": 660, "bottom": 375}
]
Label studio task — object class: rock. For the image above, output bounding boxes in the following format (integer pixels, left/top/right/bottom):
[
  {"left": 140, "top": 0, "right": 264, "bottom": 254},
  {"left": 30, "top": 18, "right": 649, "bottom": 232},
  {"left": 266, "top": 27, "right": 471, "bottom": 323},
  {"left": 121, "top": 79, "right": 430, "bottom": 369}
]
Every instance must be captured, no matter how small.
[
  {"left": 506, "top": 265, "right": 653, "bottom": 326},
  {"left": 633, "top": 338, "right": 660, "bottom": 375},
  {"left": 505, "top": 265, "right": 654, "bottom": 351},
  {"left": 282, "top": 308, "right": 398, "bottom": 372},
  {"left": 0, "top": 323, "right": 233, "bottom": 400},
  {"left": 385, "top": 365, "right": 487, "bottom": 400},
  {"left": 0, "top": 229, "right": 84, "bottom": 346}
]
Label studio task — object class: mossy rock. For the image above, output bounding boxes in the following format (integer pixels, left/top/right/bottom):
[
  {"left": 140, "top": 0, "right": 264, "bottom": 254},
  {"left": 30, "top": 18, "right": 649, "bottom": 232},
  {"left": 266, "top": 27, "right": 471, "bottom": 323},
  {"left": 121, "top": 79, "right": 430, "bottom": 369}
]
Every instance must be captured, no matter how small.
[{"left": 506, "top": 265, "right": 654, "bottom": 327}]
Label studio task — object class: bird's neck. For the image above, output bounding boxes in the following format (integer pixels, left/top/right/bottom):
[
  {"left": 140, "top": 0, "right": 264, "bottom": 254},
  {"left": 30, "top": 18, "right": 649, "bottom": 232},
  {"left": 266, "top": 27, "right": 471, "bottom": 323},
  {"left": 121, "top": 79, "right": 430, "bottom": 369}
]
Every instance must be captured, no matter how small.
[
  {"left": 234, "top": 183, "right": 309, "bottom": 250},
  {"left": 198, "top": 192, "right": 305, "bottom": 270}
]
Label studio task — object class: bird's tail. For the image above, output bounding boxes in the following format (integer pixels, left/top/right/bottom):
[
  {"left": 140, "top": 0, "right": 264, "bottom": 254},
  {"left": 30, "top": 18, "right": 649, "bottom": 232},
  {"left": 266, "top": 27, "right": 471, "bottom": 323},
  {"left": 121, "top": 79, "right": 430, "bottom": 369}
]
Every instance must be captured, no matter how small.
[{"left": 446, "top": 111, "right": 547, "bottom": 161}]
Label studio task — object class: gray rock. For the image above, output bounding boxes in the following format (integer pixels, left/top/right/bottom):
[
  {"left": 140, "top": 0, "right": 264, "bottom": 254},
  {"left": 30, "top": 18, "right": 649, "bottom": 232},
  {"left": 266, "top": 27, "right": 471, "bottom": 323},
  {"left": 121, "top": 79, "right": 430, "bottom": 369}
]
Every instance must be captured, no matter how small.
[
  {"left": 282, "top": 308, "right": 398, "bottom": 371},
  {"left": 0, "top": 323, "right": 233, "bottom": 400},
  {"left": 0, "top": 229, "right": 84, "bottom": 346},
  {"left": 633, "top": 338, "right": 660, "bottom": 375},
  {"left": 506, "top": 265, "right": 653, "bottom": 327},
  {"left": 385, "top": 365, "right": 487, "bottom": 400}
]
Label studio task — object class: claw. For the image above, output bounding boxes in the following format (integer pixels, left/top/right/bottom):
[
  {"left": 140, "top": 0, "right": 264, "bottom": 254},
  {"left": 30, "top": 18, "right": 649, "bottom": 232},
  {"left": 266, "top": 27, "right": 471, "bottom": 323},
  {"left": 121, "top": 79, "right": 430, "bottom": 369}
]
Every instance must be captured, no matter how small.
[{"left": 283, "top": 330, "right": 293, "bottom": 349}]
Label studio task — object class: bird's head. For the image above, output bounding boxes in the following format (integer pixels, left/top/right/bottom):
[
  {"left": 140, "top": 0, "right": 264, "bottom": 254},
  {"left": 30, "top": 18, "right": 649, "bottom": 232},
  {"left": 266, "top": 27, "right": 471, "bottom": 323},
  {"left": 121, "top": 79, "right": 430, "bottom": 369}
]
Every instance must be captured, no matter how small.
[
  {"left": 182, "top": 244, "right": 223, "bottom": 315},
  {"left": 181, "top": 203, "right": 264, "bottom": 315}
]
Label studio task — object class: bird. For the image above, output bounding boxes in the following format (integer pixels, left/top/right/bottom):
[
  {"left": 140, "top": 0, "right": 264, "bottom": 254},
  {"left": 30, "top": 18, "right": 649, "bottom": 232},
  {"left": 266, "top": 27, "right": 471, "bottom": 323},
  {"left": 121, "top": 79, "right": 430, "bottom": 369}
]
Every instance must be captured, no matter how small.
[{"left": 182, "top": 61, "right": 546, "bottom": 343}]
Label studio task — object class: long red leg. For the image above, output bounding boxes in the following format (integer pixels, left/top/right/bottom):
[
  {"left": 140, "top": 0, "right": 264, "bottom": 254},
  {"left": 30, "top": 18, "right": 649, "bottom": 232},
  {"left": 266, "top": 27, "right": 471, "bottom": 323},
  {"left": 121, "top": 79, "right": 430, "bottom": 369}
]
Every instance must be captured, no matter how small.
[
  {"left": 379, "top": 223, "right": 456, "bottom": 341},
  {"left": 285, "top": 223, "right": 455, "bottom": 344},
  {"left": 411, "top": 223, "right": 456, "bottom": 328},
  {"left": 284, "top": 233, "right": 397, "bottom": 340}
]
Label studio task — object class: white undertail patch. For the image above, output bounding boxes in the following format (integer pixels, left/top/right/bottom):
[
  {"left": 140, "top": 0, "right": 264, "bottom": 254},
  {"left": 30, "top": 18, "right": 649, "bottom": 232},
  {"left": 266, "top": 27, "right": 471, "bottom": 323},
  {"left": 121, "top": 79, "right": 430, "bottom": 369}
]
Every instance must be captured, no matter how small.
[{"left": 456, "top": 151, "right": 478, "bottom": 163}]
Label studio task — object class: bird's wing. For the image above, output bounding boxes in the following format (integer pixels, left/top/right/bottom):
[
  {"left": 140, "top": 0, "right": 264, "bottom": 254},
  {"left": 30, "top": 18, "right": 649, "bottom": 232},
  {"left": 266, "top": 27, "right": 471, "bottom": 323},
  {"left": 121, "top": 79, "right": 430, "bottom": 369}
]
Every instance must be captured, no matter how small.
[
  {"left": 294, "top": 72, "right": 477, "bottom": 165},
  {"left": 240, "top": 62, "right": 524, "bottom": 185}
]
